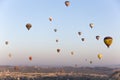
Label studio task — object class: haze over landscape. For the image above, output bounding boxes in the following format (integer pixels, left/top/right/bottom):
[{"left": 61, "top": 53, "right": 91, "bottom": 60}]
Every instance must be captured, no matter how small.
[{"left": 0, "top": 0, "right": 120, "bottom": 68}]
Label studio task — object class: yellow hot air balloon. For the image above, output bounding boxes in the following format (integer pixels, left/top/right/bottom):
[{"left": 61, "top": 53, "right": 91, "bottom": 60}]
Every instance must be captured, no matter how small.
[
  {"left": 26, "top": 23, "right": 32, "bottom": 30},
  {"left": 98, "top": 54, "right": 102, "bottom": 60},
  {"left": 104, "top": 36, "right": 113, "bottom": 48},
  {"left": 65, "top": 1, "right": 70, "bottom": 7}
]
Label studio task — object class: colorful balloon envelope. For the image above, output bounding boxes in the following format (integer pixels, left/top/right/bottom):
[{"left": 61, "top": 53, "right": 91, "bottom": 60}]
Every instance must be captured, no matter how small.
[
  {"left": 98, "top": 54, "right": 102, "bottom": 60},
  {"left": 104, "top": 36, "right": 113, "bottom": 48},
  {"left": 26, "top": 23, "right": 32, "bottom": 30}
]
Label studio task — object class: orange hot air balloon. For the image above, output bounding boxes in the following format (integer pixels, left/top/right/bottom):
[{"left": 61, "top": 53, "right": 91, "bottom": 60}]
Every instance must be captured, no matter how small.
[
  {"left": 26, "top": 23, "right": 32, "bottom": 30},
  {"left": 104, "top": 36, "right": 113, "bottom": 48},
  {"left": 29, "top": 56, "right": 32, "bottom": 61},
  {"left": 65, "top": 1, "right": 70, "bottom": 7},
  {"left": 57, "top": 49, "right": 60, "bottom": 53}
]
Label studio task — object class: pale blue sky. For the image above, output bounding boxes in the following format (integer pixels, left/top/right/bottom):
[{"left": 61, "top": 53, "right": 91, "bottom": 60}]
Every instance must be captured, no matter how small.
[{"left": 0, "top": 0, "right": 120, "bottom": 67}]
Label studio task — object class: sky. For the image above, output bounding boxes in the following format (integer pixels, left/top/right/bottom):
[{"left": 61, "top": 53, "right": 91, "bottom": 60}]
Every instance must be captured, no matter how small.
[{"left": 0, "top": 0, "right": 120, "bottom": 67}]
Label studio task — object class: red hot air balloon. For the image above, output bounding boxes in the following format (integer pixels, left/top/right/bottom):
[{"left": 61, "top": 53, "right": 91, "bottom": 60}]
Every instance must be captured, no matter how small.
[{"left": 29, "top": 56, "right": 32, "bottom": 61}]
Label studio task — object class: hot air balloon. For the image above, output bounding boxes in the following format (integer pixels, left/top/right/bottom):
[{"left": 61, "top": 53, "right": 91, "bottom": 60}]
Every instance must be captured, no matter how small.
[
  {"left": 49, "top": 17, "right": 52, "bottom": 22},
  {"left": 26, "top": 23, "right": 32, "bottom": 30},
  {"left": 71, "top": 51, "right": 74, "bottom": 55},
  {"left": 96, "top": 36, "right": 100, "bottom": 40},
  {"left": 54, "top": 29, "right": 57, "bottom": 32},
  {"left": 104, "top": 36, "right": 113, "bottom": 48},
  {"left": 78, "top": 32, "right": 81, "bottom": 36},
  {"left": 9, "top": 53, "right": 12, "bottom": 58},
  {"left": 98, "top": 54, "right": 102, "bottom": 60},
  {"left": 81, "top": 38, "right": 85, "bottom": 41},
  {"left": 29, "top": 56, "right": 32, "bottom": 61},
  {"left": 90, "top": 61, "right": 92, "bottom": 64},
  {"left": 56, "top": 39, "right": 58, "bottom": 43},
  {"left": 57, "top": 49, "right": 60, "bottom": 53},
  {"left": 65, "top": 1, "right": 70, "bottom": 7},
  {"left": 89, "top": 23, "right": 94, "bottom": 28},
  {"left": 5, "top": 41, "right": 8, "bottom": 45}
]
